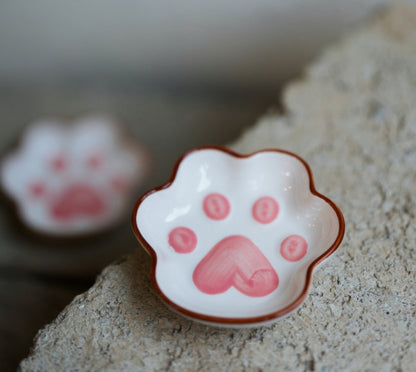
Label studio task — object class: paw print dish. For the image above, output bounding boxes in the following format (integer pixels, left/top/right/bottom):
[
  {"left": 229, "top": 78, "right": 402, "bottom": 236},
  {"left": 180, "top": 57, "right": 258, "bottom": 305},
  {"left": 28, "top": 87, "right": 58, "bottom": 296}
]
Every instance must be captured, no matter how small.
[
  {"left": 1, "top": 115, "right": 149, "bottom": 237},
  {"left": 133, "top": 147, "right": 344, "bottom": 327}
]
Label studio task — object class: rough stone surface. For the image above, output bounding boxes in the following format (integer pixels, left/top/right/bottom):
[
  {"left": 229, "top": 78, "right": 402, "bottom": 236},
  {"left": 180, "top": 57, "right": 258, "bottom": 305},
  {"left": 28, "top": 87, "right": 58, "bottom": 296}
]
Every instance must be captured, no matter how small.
[{"left": 20, "top": 4, "right": 416, "bottom": 371}]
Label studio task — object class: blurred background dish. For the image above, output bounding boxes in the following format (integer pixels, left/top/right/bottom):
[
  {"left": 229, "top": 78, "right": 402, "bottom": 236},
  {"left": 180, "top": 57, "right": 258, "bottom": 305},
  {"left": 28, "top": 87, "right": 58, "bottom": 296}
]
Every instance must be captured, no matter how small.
[{"left": 1, "top": 114, "right": 150, "bottom": 237}]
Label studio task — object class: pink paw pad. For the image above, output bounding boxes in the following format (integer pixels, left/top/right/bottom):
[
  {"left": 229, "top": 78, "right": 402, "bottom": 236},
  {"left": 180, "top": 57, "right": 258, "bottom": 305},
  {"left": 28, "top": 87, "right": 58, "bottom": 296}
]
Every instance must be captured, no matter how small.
[
  {"left": 280, "top": 235, "right": 308, "bottom": 262},
  {"left": 51, "top": 183, "right": 106, "bottom": 220},
  {"left": 87, "top": 154, "right": 104, "bottom": 169},
  {"left": 51, "top": 155, "right": 68, "bottom": 172},
  {"left": 203, "top": 193, "right": 230, "bottom": 220},
  {"left": 252, "top": 196, "right": 279, "bottom": 224},
  {"left": 29, "top": 182, "right": 46, "bottom": 198},
  {"left": 193, "top": 235, "right": 278, "bottom": 297},
  {"left": 168, "top": 227, "right": 197, "bottom": 253}
]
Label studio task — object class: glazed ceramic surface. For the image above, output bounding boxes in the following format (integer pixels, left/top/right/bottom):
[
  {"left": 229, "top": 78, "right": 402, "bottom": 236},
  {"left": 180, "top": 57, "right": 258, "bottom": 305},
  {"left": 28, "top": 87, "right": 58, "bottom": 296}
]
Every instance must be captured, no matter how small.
[
  {"left": 1, "top": 114, "right": 149, "bottom": 237},
  {"left": 133, "top": 147, "right": 344, "bottom": 327}
]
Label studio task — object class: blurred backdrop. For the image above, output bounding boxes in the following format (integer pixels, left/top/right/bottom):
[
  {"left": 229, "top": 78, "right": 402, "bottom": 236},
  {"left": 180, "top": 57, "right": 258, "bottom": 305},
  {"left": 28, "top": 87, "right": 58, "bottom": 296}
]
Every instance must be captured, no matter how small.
[
  {"left": 0, "top": 0, "right": 407, "bottom": 370},
  {"left": 0, "top": 0, "right": 396, "bottom": 88}
]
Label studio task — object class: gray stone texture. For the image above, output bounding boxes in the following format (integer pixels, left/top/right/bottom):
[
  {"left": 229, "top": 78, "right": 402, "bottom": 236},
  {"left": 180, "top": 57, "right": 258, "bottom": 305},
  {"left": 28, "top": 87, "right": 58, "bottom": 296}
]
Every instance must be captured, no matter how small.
[{"left": 20, "top": 3, "right": 416, "bottom": 371}]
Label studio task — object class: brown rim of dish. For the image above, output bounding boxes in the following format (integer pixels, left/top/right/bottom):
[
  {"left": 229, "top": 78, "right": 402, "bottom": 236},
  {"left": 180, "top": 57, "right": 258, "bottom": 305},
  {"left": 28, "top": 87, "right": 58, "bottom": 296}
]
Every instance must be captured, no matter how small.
[{"left": 131, "top": 145, "right": 345, "bottom": 326}]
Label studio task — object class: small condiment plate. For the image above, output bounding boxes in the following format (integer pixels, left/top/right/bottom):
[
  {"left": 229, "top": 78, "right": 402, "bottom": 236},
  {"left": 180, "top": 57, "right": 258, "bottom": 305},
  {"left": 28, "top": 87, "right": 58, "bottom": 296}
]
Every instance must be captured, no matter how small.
[
  {"left": 133, "top": 146, "right": 344, "bottom": 327},
  {"left": 1, "top": 114, "right": 149, "bottom": 238}
]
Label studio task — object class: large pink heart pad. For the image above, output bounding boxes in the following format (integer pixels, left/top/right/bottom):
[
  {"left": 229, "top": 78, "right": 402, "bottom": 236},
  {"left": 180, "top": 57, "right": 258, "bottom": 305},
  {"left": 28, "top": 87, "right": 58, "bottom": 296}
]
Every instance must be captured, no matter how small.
[{"left": 193, "top": 235, "right": 279, "bottom": 297}]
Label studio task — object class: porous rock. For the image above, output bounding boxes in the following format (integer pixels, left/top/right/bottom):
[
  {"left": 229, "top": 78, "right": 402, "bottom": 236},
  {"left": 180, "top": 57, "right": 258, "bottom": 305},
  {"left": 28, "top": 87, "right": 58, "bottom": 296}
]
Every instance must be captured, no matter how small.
[{"left": 20, "top": 4, "right": 416, "bottom": 371}]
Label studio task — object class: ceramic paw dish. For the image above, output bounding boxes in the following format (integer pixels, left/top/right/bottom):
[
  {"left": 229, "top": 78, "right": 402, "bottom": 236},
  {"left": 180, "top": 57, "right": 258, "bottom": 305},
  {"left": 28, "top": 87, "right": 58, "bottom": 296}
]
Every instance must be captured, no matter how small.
[
  {"left": 1, "top": 114, "right": 150, "bottom": 238},
  {"left": 133, "top": 146, "right": 344, "bottom": 327}
]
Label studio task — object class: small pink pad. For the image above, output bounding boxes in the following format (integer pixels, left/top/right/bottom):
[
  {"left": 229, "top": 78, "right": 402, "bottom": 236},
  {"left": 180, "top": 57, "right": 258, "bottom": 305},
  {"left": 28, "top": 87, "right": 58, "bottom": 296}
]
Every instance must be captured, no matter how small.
[
  {"left": 169, "top": 227, "right": 197, "bottom": 253},
  {"left": 203, "top": 193, "right": 230, "bottom": 220},
  {"left": 29, "top": 182, "right": 46, "bottom": 198},
  {"left": 51, "top": 155, "right": 68, "bottom": 172},
  {"left": 280, "top": 235, "right": 308, "bottom": 262},
  {"left": 252, "top": 196, "right": 279, "bottom": 224},
  {"left": 193, "top": 235, "right": 278, "bottom": 297},
  {"left": 87, "top": 154, "right": 103, "bottom": 169}
]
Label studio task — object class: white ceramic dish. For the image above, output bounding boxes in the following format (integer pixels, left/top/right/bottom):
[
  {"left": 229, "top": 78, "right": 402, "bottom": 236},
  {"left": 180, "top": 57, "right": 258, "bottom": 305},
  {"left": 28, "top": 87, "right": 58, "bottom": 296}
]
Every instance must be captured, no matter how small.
[
  {"left": 1, "top": 114, "right": 150, "bottom": 237},
  {"left": 133, "top": 146, "right": 344, "bottom": 327}
]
